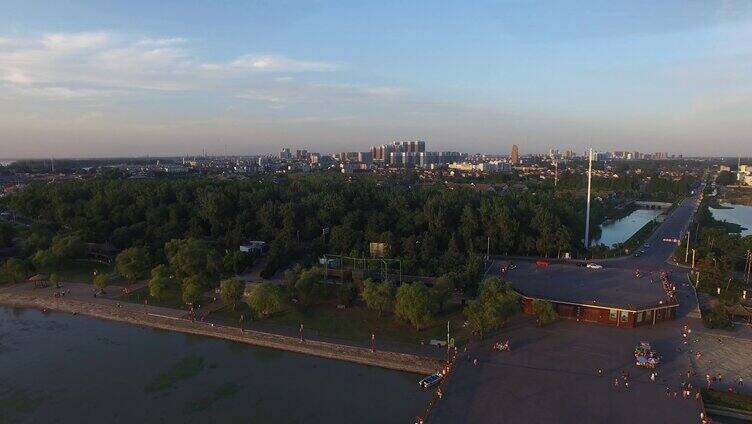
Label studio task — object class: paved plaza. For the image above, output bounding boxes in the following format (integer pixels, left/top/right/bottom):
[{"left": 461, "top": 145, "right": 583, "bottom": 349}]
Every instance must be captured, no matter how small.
[{"left": 430, "top": 316, "right": 703, "bottom": 424}]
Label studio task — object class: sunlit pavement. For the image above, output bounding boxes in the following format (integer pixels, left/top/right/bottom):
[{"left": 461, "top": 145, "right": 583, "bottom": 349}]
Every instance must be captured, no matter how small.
[{"left": 429, "top": 316, "right": 702, "bottom": 424}]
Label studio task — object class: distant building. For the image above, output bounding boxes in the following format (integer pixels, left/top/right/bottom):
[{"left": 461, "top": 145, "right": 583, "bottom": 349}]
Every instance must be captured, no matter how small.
[
  {"left": 357, "top": 151, "right": 373, "bottom": 164},
  {"left": 295, "top": 149, "right": 308, "bottom": 160},
  {"left": 511, "top": 144, "right": 519, "bottom": 165},
  {"left": 449, "top": 161, "right": 511, "bottom": 173},
  {"left": 720, "top": 165, "right": 731, "bottom": 172},
  {"left": 279, "top": 148, "right": 292, "bottom": 160}
]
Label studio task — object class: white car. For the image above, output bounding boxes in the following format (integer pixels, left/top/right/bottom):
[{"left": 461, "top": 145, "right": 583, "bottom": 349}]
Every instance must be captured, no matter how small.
[{"left": 586, "top": 263, "right": 603, "bottom": 269}]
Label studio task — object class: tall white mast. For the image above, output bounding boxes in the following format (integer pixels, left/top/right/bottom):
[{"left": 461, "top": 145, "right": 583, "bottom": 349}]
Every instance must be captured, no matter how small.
[{"left": 584, "top": 148, "right": 593, "bottom": 250}]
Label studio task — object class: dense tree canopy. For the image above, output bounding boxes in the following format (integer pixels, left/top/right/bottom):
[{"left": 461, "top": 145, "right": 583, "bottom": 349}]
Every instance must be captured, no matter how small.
[{"left": 3, "top": 174, "right": 612, "bottom": 277}]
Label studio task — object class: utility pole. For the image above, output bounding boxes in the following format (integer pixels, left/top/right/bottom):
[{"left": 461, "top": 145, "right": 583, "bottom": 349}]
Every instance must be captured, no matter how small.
[
  {"left": 746, "top": 250, "right": 751, "bottom": 285},
  {"left": 685, "top": 231, "right": 691, "bottom": 263},
  {"left": 584, "top": 148, "right": 593, "bottom": 250},
  {"left": 692, "top": 248, "right": 696, "bottom": 270},
  {"left": 554, "top": 161, "right": 558, "bottom": 188},
  {"left": 446, "top": 320, "right": 451, "bottom": 363}
]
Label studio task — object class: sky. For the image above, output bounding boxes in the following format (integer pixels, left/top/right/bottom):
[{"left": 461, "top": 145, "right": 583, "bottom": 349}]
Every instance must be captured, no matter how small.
[{"left": 0, "top": 0, "right": 751, "bottom": 158}]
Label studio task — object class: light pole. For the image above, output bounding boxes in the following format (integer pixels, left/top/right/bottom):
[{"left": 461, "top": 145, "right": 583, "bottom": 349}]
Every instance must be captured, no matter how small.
[
  {"left": 584, "top": 148, "right": 593, "bottom": 250},
  {"left": 692, "top": 248, "right": 696, "bottom": 270},
  {"left": 685, "top": 231, "right": 691, "bottom": 263}
]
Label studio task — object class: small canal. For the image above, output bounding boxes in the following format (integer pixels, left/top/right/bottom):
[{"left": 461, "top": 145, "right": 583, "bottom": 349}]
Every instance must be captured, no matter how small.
[{"left": 593, "top": 209, "right": 663, "bottom": 248}]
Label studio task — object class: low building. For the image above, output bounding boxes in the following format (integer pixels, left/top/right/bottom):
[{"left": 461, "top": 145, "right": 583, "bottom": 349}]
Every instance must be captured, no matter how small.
[
  {"left": 510, "top": 264, "right": 678, "bottom": 328},
  {"left": 520, "top": 297, "right": 677, "bottom": 328},
  {"left": 239, "top": 241, "right": 268, "bottom": 254}
]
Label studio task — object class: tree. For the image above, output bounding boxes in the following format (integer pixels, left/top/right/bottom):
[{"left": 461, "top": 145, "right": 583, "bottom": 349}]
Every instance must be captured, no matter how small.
[
  {"left": 148, "top": 264, "right": 171, "bottom": 301},
  {"left": 477, "top": 278, "right": 520, "bottom": 328},
  {"left": 294, "top": 269, "right": 323, "bottom": 307},
  {"left": 50, "top": 273, "right": 61, "bottom": 286},
  {"left": 361, "top": 279, "right": 395, "bottom": 317},
  {"left": 165, "top": 238, "right": 221, "bottom": 282},
  {"left": 31, "top": 249, "right": 59, "bottom": 272},
  {"left": 223, "top": 250, "right": 254, "bottom": 275},
  {"left": 248, "top": 282, "right": 284, "bottom": 318},
  {"left": 115, "top": 247, "right": 150, "bottom": 282},
  {"left": 395, "top": 283, "right": 434, "bottom": 330},
  {"left": 50, "top": 234, "right": 85, "bottom": 260},
  {"left": 3, "top": 258, "right": 29, "bottom": 283},
  {"left": 716, "top": 170, "right": 734, "bottom": 186},
  {"left": 0, "top": 221, "right": 15, "bottom": 247},
  {"left": 220, "top": 278, "right": 245, "bottom": 310},
  {"left": 531, "top": 299, "right": 558, "bottom": 326},
  {"left": 182, "top": 276, "right": 204, "bottom": 306},
  {"left": 464, "top": 278, "right": 521, "bottom": 338},
  {"left": 283, "top": 264, "right": 304, "bottom": 292},
  {"left": 464, "top": 299, "right": 490, "bottom": 339},
  {"left": 93, "top": 273, "right": 109, "bottom": 293},
  {"left": 337, "top": 282, "right": 357, "bottom": 307},
  {"left": 431, "top": 272, "right": 458, "bottom": 313}
]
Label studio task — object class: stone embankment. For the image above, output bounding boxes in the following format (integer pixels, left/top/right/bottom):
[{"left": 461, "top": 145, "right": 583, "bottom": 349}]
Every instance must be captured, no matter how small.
[{"left": 0, "top": 289, "right": 443, "bottom": 375}]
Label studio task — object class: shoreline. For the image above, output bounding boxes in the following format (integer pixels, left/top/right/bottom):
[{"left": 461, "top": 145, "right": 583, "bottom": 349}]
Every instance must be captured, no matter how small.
[{"left": 0, "top": 289, "right": 444, "bottom": 375}]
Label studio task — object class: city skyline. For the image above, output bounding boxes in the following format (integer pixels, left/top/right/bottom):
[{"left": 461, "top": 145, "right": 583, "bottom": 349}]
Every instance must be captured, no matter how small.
[{"left": 2, "top": 1, "right": 752, "bottom": 158}]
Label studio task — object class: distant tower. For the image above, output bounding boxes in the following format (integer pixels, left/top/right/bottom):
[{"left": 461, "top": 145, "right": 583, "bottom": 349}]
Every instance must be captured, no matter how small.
[
  {"left": 511, "top": 144, "right": 519, "bottom": 165},
  {"left": 50, "top": 157, "right": 55, "bottom": 173}
]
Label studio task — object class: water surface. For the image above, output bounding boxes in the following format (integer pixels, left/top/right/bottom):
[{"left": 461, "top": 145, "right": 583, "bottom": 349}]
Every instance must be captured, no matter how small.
[
  {"left": 0, "top": 307, "right": 430, "bottom": 423},
  {"left": 710, "top": 203, "right": 752, "bottom": 236},
  {"left": 594, "top": 209, "right": 662, "bottom": 247}
]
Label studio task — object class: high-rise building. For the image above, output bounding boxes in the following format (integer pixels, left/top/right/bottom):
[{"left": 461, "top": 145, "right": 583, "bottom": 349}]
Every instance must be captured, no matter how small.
[
  {"left": 511, "top": 144, "right": 519, "bottom": 165},
  {"left": 279, "top": 148, "right": 292, "bottom": 160}
]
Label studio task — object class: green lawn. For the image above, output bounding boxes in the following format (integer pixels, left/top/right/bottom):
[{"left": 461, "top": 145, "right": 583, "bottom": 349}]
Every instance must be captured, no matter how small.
[
  {"left": 56, "top": 260, "right": 124, "bottom": 285},
  {"left": 702, "top": 388, "right": 752, "bottom": 412},
  {"left": 128, "top": 285, "right": 212, "bottom": 310},
  {"left": 215, "top": 298, "right": 472, "bottom": 346}
]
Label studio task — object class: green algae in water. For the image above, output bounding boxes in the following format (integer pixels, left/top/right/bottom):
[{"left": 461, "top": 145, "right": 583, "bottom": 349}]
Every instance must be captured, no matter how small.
[
  {"left": 145, "top": 355, "right": 205, "bottom": 393},
  {"left": 183, "top": 382, "right": 242, "bottom": 414}
]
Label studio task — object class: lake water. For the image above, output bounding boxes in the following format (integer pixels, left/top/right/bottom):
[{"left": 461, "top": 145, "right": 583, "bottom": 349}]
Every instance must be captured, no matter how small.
[
  {"left": 710, "top": 203, "right": 752, "bottom": 236},
  {"left": 0, "top": 307, "right": 430, "bottom": 423},
  {"left": 594, "top": 209, "right": 663, "bottom": 247}
]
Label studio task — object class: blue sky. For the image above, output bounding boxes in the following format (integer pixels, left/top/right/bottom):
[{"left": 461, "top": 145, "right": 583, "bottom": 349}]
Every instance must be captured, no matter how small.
[{"left": 1, "top": 0, "right": 751, "bottom": 157}]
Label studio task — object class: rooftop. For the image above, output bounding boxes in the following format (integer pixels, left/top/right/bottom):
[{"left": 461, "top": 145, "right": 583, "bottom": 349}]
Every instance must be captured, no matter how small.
[{"left": 505, "top": 262, "right": 676, "bottom": 311}]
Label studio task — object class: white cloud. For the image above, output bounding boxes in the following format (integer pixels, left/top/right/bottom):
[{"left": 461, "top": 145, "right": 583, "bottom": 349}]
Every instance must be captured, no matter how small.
[
  {"left": 40, "top": 32, "right": 110, "bottom": 52},
  {"left": 0, "top": 31, "right": 342, "bottom": 96},
  {"left": 230, "top": 55, "right": 336, "bottom": 72}
]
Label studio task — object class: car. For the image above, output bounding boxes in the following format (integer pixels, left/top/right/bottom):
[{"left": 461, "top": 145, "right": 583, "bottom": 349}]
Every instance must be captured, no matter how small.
[
  {"left": 633, "top": 251, "right": 643, "bottom": 257},
  {"left": 576, "top": 262, "right": 587, "bottom": 267},
  {"left": 535, "top": 260, "right": 550, "bottom": 267},
  {"left": 643, "top": 243, "right": 650, "bottom": 248},
  {"left": 586, "top": 263, "right": 603, "bottom": 269}
]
